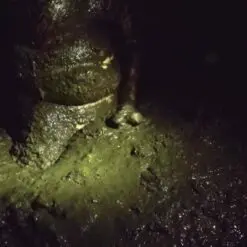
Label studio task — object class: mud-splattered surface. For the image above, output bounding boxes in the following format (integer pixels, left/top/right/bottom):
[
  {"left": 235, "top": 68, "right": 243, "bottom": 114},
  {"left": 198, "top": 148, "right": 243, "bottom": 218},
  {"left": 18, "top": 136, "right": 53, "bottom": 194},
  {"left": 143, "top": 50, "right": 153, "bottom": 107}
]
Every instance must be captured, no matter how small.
[{"left": 0, "top": 108, "right": 247, "bottom": 246}]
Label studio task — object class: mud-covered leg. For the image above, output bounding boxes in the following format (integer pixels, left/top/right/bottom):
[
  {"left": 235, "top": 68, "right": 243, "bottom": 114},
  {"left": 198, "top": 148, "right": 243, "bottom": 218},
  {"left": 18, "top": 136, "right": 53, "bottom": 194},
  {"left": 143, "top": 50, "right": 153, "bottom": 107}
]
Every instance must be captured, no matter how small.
[
  {"left": 104, "top": 1, "right": 144, "bottom": 128},
  {"left": 110, "top": 52, "right": 144, "bottom": 127}
]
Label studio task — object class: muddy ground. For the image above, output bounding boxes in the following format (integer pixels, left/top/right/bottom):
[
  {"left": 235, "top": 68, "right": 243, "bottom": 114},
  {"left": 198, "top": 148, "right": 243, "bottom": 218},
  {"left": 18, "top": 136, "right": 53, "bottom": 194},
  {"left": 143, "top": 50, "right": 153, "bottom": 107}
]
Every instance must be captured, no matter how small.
[
  {"left": 0, "top": 0, "right": 246, "bottom": 245},
  {"left": 0, "top": 104, "right": 247, "bottom": 247}
]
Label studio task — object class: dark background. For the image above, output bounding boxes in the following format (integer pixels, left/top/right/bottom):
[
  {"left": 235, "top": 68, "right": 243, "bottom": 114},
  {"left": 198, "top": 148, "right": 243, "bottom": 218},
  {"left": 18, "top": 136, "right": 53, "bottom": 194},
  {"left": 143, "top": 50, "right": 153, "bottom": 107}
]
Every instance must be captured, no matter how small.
[{"left": 134, "top": 1, "right": 247, "bottom": 120}]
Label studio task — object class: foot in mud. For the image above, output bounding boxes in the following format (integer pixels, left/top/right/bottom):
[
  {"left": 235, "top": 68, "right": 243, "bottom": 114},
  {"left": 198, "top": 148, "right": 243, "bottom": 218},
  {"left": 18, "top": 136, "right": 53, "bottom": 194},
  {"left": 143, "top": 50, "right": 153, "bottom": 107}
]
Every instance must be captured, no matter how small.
[{"left": 106, "top": 104, "right": 144, "bottom": 128}]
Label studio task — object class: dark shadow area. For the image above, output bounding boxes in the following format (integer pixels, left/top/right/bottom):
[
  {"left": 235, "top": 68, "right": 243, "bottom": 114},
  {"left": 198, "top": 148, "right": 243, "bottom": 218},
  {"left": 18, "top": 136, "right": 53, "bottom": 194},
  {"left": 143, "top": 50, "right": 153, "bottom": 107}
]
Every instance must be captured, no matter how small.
[
  {"left": 133, "top": 2, "right": 247, "bottom": 136},
  {"left": 0, "top": 0, "right": 42, "bottom": 142},
  {"left": 90, "top": 0, "right": 247, "bottom": 140},
  {"left": 0, "top": 199, "right": 63, "bottom": 247}
]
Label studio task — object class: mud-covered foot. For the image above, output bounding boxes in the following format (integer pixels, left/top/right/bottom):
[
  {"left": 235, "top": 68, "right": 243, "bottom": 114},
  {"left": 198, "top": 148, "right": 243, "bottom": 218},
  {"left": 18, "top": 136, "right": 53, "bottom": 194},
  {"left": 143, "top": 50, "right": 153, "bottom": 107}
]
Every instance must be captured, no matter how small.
[{"left": 106, "top": 104, "right": 144, "bottom": 128}]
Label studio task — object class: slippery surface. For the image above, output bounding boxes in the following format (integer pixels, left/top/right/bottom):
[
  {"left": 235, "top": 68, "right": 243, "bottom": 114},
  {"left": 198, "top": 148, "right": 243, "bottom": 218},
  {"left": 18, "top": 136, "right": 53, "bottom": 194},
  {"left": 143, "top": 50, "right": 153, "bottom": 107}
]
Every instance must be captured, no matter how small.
[
  {"left": 12, "top": 94, "right": 115, "bottom": 169},
  {"left": 13, "top": 0, "right": 122, "bottom": 106},
  {"left": 0, "top": 111, "right": 247, "bottom": 246}
]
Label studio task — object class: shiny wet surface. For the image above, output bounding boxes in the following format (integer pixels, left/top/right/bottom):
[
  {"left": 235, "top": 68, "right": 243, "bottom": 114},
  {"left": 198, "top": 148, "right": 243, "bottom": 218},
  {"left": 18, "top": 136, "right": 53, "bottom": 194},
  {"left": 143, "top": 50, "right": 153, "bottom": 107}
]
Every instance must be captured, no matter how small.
[{"left": 0, "top": 110, "right": 247, "bottom": 246}]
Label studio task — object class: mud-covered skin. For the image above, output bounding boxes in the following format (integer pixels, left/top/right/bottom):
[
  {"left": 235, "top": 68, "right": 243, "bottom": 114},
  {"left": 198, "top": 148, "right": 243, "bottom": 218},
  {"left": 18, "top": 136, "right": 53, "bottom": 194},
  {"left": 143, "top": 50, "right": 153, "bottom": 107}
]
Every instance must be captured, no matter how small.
[
  {"left": 11, "top": 0, "right": 142, "bottom": 167},
  {"left": 35, "top": 40, "right": 119, "bottom": 105},
  {"left": 26, "top": 0, "right": 122, "bottom": 105},
  {"left": 33, "top": 0, "right": 140, "bottom": 113},
  {"left": 11, "top": 95, "right": 116, "bottom": 169},
  {"left": 110, "top": 52, "right": 144, "bottom": 127}
]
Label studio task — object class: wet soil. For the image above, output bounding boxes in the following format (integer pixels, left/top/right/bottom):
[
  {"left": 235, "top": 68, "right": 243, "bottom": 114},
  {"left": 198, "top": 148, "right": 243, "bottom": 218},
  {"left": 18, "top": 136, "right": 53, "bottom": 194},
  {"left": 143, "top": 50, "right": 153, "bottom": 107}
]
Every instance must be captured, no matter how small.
[{"left": 0, "top": 104, "right": 247, "bottom": 246}]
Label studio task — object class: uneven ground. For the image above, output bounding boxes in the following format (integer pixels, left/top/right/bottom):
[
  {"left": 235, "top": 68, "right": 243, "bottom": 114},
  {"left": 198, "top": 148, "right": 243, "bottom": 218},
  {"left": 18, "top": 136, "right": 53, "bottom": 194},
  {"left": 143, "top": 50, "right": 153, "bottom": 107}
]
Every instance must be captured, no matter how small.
[{"left": 0, "top": 105, "right": 247, "bottom": 247}]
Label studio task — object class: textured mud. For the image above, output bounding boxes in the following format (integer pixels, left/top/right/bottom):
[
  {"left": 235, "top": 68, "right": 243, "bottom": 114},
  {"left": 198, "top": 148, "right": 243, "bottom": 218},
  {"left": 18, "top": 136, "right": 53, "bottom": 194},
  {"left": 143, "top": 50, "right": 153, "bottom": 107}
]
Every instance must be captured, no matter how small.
[
  {"left": 0, "top": 110, "right": 247, "bottom": 246},
  {"left": 11, "top": 94, "right": 116, "bottom": 169}
]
